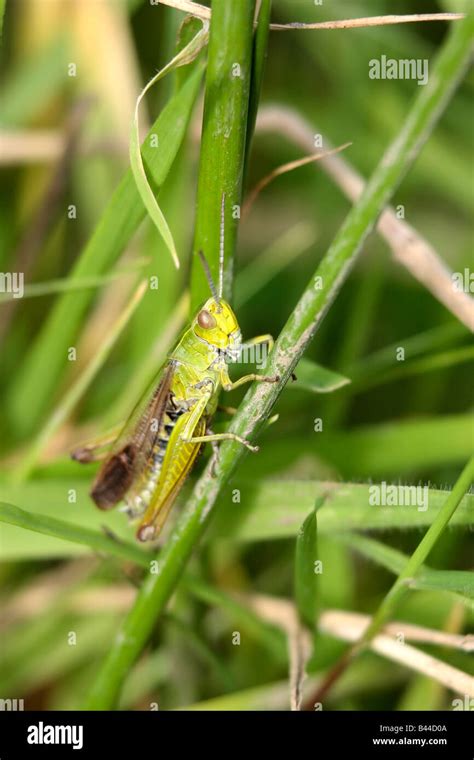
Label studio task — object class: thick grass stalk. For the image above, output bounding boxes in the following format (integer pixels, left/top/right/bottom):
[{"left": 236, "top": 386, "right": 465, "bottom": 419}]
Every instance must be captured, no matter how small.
[
  {"left": 190, "top": 0, "right": 256, "bottom": 311},
  {"left": 85, "top": 14, "right": 473, "bottom": 710}
]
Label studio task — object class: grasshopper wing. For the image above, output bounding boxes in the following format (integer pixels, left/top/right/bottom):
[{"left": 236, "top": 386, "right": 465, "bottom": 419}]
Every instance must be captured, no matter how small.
[
  {"left": 136, "top": 411, "right": 206, "bottom": 542},
  {"left": 90, "top": 362, "right": 176, "bottom": 510}
]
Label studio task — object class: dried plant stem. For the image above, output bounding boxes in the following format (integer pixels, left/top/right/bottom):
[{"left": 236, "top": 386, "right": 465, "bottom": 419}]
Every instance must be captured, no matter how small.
[
  {"left": 156, "top": 2, "right": 464, "bottom": 31},
  {"left": 245, "top": 596, "right": 474, "bottom": 701},
  {"left": 320, "top": 610, "right": 474, "bottom": 654},
  {"left": 256, "top": 106, "right": 474, "bottom": 331},
  {"left": 270, "top": 14, "right": 465, "bottom": 31},
  {"left": 319, "top": 610, "right": 474, "bottom": 698},
  {"left": 0, "top": 129, "right": 64, "bottom": 163},
  {"left": 242, "top": 142, "right": 351, "bottom": 216}
]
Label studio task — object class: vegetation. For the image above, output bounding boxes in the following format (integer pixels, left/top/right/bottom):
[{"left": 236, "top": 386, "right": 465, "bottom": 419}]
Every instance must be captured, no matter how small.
[{"left": 0, "top": 0, "right": 472, "bottom": 711}]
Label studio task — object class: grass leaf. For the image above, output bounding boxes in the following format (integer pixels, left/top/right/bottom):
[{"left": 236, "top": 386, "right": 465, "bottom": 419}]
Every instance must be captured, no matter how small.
[
  {"left": 0, "top": 501, "right": 150, "bottom": 567},
  {"left": 214, "top": 480, "right": 474, "bottom": 542},
  {"left": 1, "top": 478, "right": 472, "bottom": 561},
  {"left": 8, "top": 65, "right": 204, "bottom": 438},
  {"left": 291, "top": 358, "right": 350, "bottom": 394},
  {"left": 0, "top": 261, "right": 149, "bottom": 303},
  {"left": 294, "top": 498, "right": 322, "bottom": 628},
  {"left": 130, "top": 20, "right": 209, "bottom": 268},
  {"left": 359, "top": 455, "right": 474, "bottom": 646},
  {"left": 336, "top": 532, "right": 474, "bottom": 608}
]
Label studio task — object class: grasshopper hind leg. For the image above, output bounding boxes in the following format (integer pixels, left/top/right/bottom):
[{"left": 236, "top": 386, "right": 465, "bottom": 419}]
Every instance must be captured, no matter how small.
[
  {"left": 207, "top": 427, "right": 220, "bottom": 477},
  {"left": 182, "top": 430, "right": 259, "bottom": 453},
  {"left": 71, "top": 423, "right": 124, "bottom": 463}
]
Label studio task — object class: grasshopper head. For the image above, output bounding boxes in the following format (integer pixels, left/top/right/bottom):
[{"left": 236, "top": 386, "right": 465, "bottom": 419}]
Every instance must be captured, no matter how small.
[
  {"left": 193, "top": 297, "right": 241, "bottom": 352},
  {"left": 194, "top": 201, "right": 241, "bottom": 354}
]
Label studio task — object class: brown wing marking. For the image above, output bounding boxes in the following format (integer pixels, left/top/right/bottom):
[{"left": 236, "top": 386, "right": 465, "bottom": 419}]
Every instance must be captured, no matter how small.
[
  {"left": 90, "top": 444, "right": 136, "bottom": 509},
  {"left": 90, "top": 362, "right": 176, "bottom": 510}
]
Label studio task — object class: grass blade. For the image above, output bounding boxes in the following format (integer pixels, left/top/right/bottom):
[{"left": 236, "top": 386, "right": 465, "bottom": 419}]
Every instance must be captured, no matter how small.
[
  {"left": 294, "top": 498, "right": 321, "bottom": 628},
  {"left": 8, "top": 65, "right": 203, "bottom": 438},
  {"left": 352, "top": 345, "right": 474, "bottom": 392},
  {"left": 360, "top": 456, "right": 474, "bottom": 644},
  {"left": 290, "top": 358, "right": 350, "bottom": 394},
  {"left": 336, "top": 533, "right": 474, "bottom": 607},
  {"left": 130, "top": 20, "right": 209, "bottom": 268},
  {"left": 350, "top": 323, "right": 469, "bottom": 381},
  {"left": 0, "top": 262, "right": 149, "bottom": 303},
  {"left": 0, "top": 479, "right": 472, "bottom": 561},
  {"left": 213, "top": 480, "right": 474, "bottom": 542},
  {"left": 0, "top": 502, "right": 149, "bottom": 567},
  {"left": 314, "top": 413, "right": 473, "bottom": 477}
]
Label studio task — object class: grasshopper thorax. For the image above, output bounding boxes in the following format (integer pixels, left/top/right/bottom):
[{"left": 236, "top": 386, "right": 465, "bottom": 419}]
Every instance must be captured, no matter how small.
[{"left": 193, "top": 297, "right": 241, "bottom": 353}]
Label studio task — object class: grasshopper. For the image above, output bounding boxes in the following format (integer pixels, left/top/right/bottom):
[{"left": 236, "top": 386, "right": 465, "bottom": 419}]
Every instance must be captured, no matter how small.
[{"left": 72, "top": 198, "right": 278, "bottom": 542}]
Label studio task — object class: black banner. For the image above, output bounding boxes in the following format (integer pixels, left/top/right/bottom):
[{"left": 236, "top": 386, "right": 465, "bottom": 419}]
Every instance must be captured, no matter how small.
[{"left": 0, "top": 710, "right": 472, "bottom": 757}]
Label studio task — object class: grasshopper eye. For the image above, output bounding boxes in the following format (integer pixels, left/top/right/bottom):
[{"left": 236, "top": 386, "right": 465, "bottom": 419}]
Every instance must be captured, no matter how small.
[{"left": 197, "top": 310, "right": 216, "bottom": 330}]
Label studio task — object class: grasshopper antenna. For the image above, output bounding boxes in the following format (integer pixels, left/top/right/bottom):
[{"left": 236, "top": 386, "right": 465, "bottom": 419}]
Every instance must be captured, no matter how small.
[
  {"left": 218, "top": 192, "right": 225, "bottom": 299},
  {"left": 197, "top": 250, "right": 219, "bottom": 306}
]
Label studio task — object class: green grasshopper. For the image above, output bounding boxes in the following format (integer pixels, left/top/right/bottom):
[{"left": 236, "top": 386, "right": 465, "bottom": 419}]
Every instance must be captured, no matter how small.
[{"left": 72, "top": 198, "right": 278, "bottom": 542}]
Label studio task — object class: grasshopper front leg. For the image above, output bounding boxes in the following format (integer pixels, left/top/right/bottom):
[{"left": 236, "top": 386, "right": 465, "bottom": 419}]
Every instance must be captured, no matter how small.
[
  {"left": 243, "top": 333, "right": 274, "bottom": 352},
  {"left": 219, "top": 364, "right": 279, "bottom": 393},
  {"left": 223, "top": 333, "right": 279, "bottom": 391}
]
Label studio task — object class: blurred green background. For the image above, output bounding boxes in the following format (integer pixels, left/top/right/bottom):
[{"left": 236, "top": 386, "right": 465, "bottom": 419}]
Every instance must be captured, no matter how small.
[{"left": 0, "top": 0, "right": 472, "bottom": 711}]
